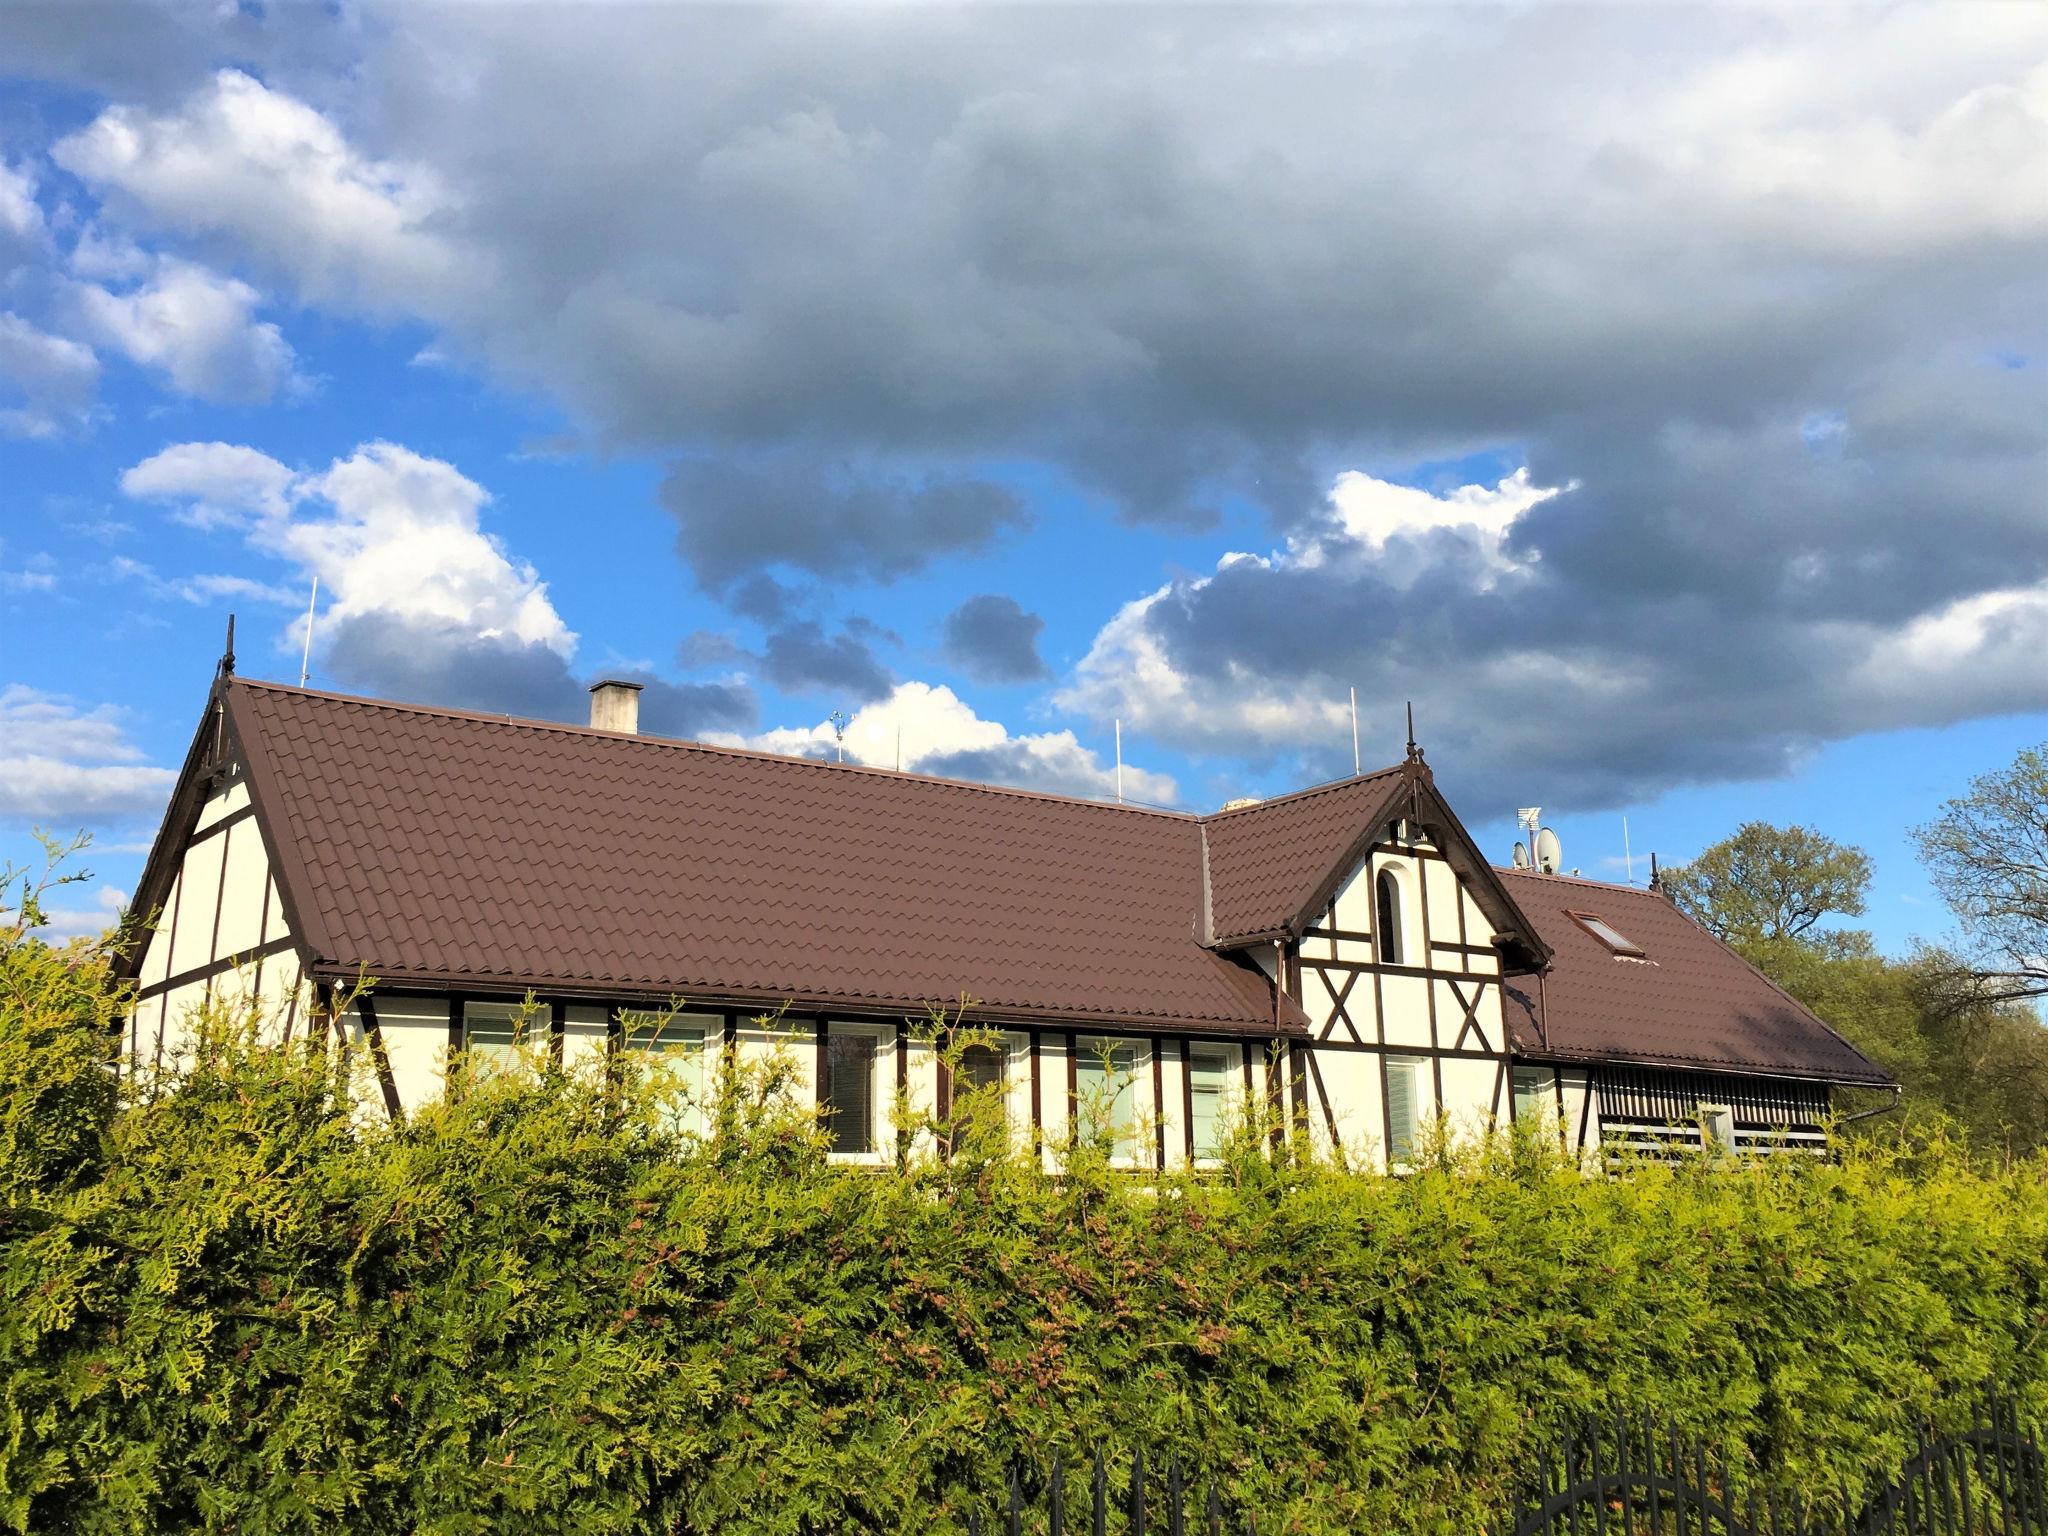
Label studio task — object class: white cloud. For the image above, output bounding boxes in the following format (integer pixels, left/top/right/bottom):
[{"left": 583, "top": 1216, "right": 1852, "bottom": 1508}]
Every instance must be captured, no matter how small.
[
  {"left": 0, "top": 554, "right": 57, "bottom": 594},
  {"left": 1061, "top": 582, "right": 1362, "bottom": 758},
  {"left": 1323, "top": 466, "right": 1563, "bottom": 556},
  {"left": 722, "top": 679, "right": 1177, "bottom": 805},
  {"left": 74, "top": 257, "right": 298, "bottom": 403},
  {"left": 31, "top": 885, "right": 130, "bottom": 943},
  {"left": 120, "top": 440, "right": 296, "bottom": 526},
  {"left": 1059, "top": 465, "right": 1565, "bottom": 751},
  {"left": 1847, "top": 577, "right": 2048, "bottom": 719},
  {"left": 0, "top": 158, "right": 44, "bottom": 248},
  {"left": 0, "top": 685, "right": 177, "bottom": 824},
  {"left": 105, "top": 555, "right": 300, "bottom": 609},
  {"left": 69, "top": 223, "right": 152, "bottom": 282},
  {"left": 0, "top": 312, "right": 99, "bottom": 439},
  {"left": 53, "top": 68, "right": 465, "bottom": 313},
  {"left": 1650, "top": 23, "right": 2048, "bottom": 251},
  {"left": 121, "top": 439, "right": 574, "bottom": 659}
]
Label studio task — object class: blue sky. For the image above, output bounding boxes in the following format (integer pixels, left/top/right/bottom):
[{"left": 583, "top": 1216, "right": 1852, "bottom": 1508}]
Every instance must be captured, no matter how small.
[{"left": 4, "top": 3, "right": 2045, "bottom": 955}]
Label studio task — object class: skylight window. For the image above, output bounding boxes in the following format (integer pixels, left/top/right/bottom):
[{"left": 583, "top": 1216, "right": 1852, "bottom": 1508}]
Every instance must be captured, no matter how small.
[{"left": 1568, "top": 910, "right": 1644, "bottom": 958}]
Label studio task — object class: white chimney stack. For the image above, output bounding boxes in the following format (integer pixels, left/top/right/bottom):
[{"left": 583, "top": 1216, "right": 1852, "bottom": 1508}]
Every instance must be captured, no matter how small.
[{"left": 587, "top": 679, "right": 643, "bottom": 734}]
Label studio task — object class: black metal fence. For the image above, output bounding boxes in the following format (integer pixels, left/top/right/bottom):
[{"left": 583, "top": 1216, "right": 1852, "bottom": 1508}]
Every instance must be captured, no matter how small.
[
  {"left": 959, "top": 1402, "right": 2044, "bottom": 1536},
  {"left": 1513, "top": 1402, "right": 2047, "bottom": 1536},
  {"left": 962, "top": 1448, "right": 1250, "bottom": 1536}
]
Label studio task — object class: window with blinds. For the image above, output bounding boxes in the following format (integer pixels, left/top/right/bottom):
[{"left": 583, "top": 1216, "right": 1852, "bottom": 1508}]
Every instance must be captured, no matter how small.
[
  {"left": 1188, "top": 1044, "right": 1236, "bottom": 1160},
  {"left": 825, "top": 1031, "right": 879, "bottom": 1155},
  {"left": 1386, "top": 1055, "right": 1424, "bottom": 1165}
]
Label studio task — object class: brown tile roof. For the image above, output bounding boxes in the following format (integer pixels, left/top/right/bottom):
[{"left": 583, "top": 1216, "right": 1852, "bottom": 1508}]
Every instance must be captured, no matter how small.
[
  {"left": 1205, "top": 771, "right": 1406, "bottom": 943},
  {"left": 226, "top": 679, "right": 1313, "bottom": 1035},
  {"left": 1497, "top": 870, "right": 1891, "bottom": 1086}
]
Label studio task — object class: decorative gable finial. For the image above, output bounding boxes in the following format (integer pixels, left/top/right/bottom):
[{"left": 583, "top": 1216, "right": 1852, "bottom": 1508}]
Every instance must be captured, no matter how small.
[
  {"left": 1405, "top": 700, "right": 1422, "bottom": 764},
  {"left": 218, "top": 613, "right": 236, "bottom": 678}
]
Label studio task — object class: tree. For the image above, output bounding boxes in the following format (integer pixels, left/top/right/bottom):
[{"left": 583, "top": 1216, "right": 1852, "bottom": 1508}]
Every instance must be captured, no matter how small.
[
  {"left": 1915, "top": 744, "right": 2048, "bottom": 1005},
  {"left": 1663, "top": 821, "right": 1872, "bottom": 944}
]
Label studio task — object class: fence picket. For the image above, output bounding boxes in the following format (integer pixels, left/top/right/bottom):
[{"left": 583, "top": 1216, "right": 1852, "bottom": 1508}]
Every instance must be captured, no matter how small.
[{"left": 953, "top": 1398, "right": 2042, "bottom": 1536}]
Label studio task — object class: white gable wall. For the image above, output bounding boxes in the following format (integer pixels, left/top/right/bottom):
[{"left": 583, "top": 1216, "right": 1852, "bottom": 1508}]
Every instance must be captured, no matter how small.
[
  {"left": 1290, "top": 823, "right": 1543, "bottom": 1169},
  {"left": 128, "top": 774, "right": 307, "bottom": 1075}
]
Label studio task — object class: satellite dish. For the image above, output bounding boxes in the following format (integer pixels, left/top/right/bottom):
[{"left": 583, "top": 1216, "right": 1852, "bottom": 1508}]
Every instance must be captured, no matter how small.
[
  {"left": 1535, "top": 826, "right": 1562, "bottom": 874},
  {"left": 1511, "top": 843, "right": 1531, "bottom": 868}
]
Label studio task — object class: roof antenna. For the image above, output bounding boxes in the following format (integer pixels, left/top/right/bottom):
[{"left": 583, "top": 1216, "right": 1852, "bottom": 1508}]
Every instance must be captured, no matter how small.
[
  {"left": 1404, "top": 701, "right": 1422, "bottom": 764},
  {"left": 298, "top": 576, "right": 319, "bottom": 686},
  {"left": 828, "top": 709, "right": 849, "bottom": 763},
  {"left": 1114, "top": 719, "right": 1125, "bottom": 803},
  {"left": 1623, "top": 815, "right": 1634, "bottom": 886},
  {"left": 1349, "top": 686, "right": 1360, "bottom": 776},
  {"left": 894, "top": 721, "right": 902, "bottom": 772},
  {"left": 218, "top": 612, "right": 236, "bottom": 678}
]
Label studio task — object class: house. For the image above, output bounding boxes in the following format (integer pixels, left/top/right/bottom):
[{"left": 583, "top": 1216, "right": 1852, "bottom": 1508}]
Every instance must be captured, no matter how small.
[{"left": 118, "top": 660, "right": 1894, "bottom": 1168}]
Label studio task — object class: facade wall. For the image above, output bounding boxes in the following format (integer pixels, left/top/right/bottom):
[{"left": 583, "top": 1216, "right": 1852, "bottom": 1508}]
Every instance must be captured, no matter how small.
[
  {"left": 127, "top": 774, "right": 304, "bottom": 1075},
  {"left": 1289, "top": 824, "right": 1542, "bottom": 1169},
  {"left": 312, "top": 989, "right": 1285, "bottom": 1174}
]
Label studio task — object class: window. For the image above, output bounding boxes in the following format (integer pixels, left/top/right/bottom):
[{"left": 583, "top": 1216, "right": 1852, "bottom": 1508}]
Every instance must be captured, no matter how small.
[
  {"left": 1075, "top": 1039, "right": 1140, "bottom": 1158},
  {"left": 1385, "top": 1056, "right": 1424, "bottom": 1165},
  {"left": 1376, "top": 869, "right": 1405, "bottom": 964},
  {"left": 622, "top": 1010, "right": 717, "bottom": 1137},
  {"left": 957, "top": 1041, "right": 1005, "bottom": 1095},
  {"left": 1567, "top": 910, "right": 1645, "bottom": 958},
  {"left": 1188, "top": 1044, "right": 1237, "bottom": 1161},
  {"left": 824, "top": 1029, "right": 880, "bottom": 1156},
  {"left": 954, "top": 1040, "right": 1008, "bottom": 1138},
  {"left": 1512, "top": 1066, "right": 1553, "bottom": 1127},
  {"left": 462, "top": 999, "right": 538, "bottom": 1078}
]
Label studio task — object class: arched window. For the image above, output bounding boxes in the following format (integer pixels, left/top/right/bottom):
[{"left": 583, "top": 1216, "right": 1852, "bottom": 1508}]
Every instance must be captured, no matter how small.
[{"left": 1376, "top": 868, "right": 1405, "bottom": 965}]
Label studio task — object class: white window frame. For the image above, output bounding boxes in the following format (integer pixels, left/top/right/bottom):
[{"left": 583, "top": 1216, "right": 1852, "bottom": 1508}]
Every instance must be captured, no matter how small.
[
  {"left": 461, "top": 998, "right": 543, "bottom": 1079},
  {"left": 951, "top": 1032, "right": 1030, "bottom": 1148},
  {"left": 1511, "top": 1065, "right": 1555, "bottom": 1131},
  {"left": 1074, "top": 1035, "right": 1145, "bottom": 1168},
  {"left": 1385, "top": 1054, "right": 1426, "bottom": 1169},
  {"left": 1186, "top": 1042, "right": 1239, "bottom": 1166},
  {"left": 823, "top": 1021, "right": 892, "bottom": 1166},
  {"left": 1375, "top": 866, "right": 1409, "bottom": 966},
  {"left": 620, "top": 1008, "right": 720, "bottom": 1139}
]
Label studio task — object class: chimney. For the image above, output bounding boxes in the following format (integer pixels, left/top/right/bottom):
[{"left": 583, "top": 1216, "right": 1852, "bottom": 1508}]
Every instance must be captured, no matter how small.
[{"left": 587, "top": 679, "right": 643, "bottom": 734}]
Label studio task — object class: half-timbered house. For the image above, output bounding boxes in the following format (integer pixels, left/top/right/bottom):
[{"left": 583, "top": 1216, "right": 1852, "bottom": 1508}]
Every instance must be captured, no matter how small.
[{"left": 117, "top": 662, "right": 1893, "bottom": 1168}]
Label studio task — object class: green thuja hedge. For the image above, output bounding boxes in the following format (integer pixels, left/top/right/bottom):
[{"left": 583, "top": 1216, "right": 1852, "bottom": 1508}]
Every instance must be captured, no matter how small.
[{"left": 3, "top": 919, "right": 2046, "bottom": 1533}]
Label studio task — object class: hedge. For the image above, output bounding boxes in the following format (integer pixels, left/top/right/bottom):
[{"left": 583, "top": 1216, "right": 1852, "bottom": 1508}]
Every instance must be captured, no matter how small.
[{"left": 3, "top": 968, "right": 2046, "bottom": 1535}]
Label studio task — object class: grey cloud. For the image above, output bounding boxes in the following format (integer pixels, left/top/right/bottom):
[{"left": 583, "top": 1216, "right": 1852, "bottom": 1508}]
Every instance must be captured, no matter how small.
[
  {"left": 756, "top": 620, "right": 893, "bottom": 703},
  {"left": 658, "top": 454, "right": 1029, "bottom": 591},
  {"left": 38, "top": 4, "right": 2048, "bottom": 806},
  {"left": 942, "top": 593, "right": 1048, "bottom": 684},
  {"left": 1109, "top": 365, "right": 2048, "bottom": 818},
  {"left": 321, "top": 613, "right": 757, "bottom": 739}
]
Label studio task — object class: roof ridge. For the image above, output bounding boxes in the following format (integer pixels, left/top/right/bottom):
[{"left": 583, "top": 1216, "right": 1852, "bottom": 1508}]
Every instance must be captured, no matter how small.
[
  {"left": 1494, "top": 866, "right": 1660, "bottom": 897},
  {"left": 229, "top": 675, "right": 1205, "bottom": 822},
  {"left": 1201, "top": 764, "right": 1405, "bottom": 821}
]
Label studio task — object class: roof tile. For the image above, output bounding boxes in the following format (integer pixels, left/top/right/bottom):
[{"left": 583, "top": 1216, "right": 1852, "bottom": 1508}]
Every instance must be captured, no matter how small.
[
  {"left": 229, "top": 681, "right": 1308, "bottom": 1034},
  {"left": 1497, "top": 870, "right": 1890, "bottom": 1085}
]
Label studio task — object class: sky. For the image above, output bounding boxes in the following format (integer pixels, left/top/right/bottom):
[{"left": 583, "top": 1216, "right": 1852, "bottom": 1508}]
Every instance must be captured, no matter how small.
[{"left": 2, "top": 2, "right": 2044, "bottom": 953}]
